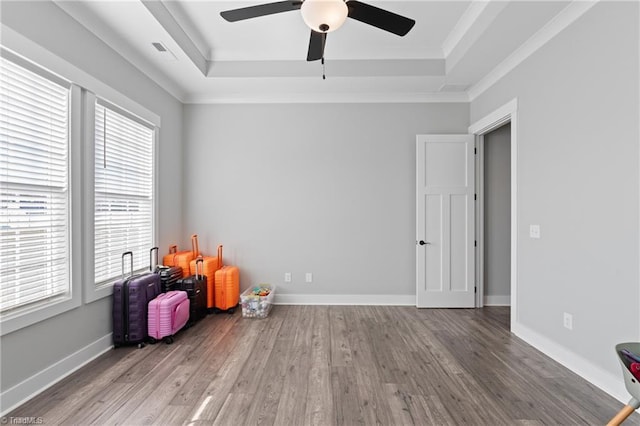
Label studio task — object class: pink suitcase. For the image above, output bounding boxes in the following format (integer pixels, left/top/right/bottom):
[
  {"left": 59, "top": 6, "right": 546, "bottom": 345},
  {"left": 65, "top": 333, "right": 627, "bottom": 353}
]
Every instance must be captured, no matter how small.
[{"left": 148, "top": 290, "right": 190, "bottom": 344}]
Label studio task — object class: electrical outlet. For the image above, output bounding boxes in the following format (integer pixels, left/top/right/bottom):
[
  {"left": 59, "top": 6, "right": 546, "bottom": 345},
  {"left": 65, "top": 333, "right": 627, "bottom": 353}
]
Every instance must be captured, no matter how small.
[
  {"left": 305, "top": 273, "right": 313, "bottom": 283},
  {"left": 284, "top": 272, "right": 291, "bottom": 283},
  {"left": 563, "top": 312, "right": 573, "bottom": 330},
  {"left": 530, "top": 224, "right": 541, "bottom": 239}
]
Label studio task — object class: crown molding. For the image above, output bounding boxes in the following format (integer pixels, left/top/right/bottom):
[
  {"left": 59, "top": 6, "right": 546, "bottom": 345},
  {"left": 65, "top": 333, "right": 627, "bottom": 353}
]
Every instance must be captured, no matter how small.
[
  {"left": 442, "top": 0, "right": 490, "bottom": 58},
  {"left": 207, "top": 58, "right": 445, "bottom": 78},
  {"left": 52, "top": 0, "right": 186, "bottom": 102},
  {"left": 158, "top": 0, "right": 211, "bottom": 61},
  {"left": 444, "top": 0, "right": 510, "bottom": 74},
  {"left": 0, "top": 24, "right": 163, "bottom": 126},
  {"left": 185, "top": 90, "right": 469, "bottom": 104},
  {"left": 468, "top": 0, "right": 598, "bottom": 102},
  {"left": 141, "top": 0, "right": 208, "bottom": 76}
]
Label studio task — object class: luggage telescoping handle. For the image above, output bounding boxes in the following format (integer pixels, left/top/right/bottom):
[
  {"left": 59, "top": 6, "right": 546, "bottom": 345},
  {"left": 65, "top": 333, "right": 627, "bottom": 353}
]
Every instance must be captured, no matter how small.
[
  {"left": 191, "top": 234, "right": 200, "bottom": 257},
  {"left": 150, "top": 247, "right": 159, "bottom": 271},
  {"left": 195, "top": 256, "right": 204, "bottom": 280},
  {"left": 168, "top": 245, "right": 178, "bottom": 266},
  {"left": 122, "top": 251, "right": 133, "bottom": 279},
  {"left": 217, "top": 245, "right": 223, "bottom": 269}
]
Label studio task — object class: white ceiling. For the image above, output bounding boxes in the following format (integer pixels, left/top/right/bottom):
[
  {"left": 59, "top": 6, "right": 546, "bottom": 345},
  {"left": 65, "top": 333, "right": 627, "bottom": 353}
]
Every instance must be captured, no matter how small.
[{"left": 53, "top": 0, "right": 573, "bottom": 103}]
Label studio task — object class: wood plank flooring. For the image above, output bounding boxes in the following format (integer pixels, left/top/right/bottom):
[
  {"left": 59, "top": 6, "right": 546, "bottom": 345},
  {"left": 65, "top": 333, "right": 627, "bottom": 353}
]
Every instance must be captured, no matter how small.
[{"left": 7, "top": 306, "right": 640, "bottom": 425}]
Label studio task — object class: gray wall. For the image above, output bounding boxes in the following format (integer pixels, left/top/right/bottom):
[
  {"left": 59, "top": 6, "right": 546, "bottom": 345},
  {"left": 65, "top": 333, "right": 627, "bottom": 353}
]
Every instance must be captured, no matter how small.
[
  {"left": 471, "top": 1, "right": 640, "bottom": 380},
  {"left": 0, "top": 0, "right": 182, "bottom": 395},
  {"left": 483, "top": 123, "right": 511, "bottom": 301},
  {"left": 182, "top": 103, "right": 469, "bottom": 297}
]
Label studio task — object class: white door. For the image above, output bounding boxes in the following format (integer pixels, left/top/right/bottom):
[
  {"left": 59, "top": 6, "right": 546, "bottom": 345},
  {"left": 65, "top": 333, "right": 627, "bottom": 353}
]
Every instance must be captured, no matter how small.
[{"left": 416, "top": 135, "right": 475, "bottom": 308}]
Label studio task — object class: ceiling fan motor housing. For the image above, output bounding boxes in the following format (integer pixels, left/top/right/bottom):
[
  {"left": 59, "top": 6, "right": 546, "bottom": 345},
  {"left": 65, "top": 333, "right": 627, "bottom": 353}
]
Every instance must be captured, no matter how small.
[{"left": 301, "top": 0, "right": 348, "bottom": 33}]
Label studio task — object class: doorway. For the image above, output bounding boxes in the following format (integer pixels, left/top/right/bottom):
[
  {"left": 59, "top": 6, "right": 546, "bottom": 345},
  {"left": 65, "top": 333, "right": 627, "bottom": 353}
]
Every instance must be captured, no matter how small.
[
  {"left": 415, "top": 99, "right": 518, "bottom": 327},
  {"left": 482, "top": 123, "right": 511, "bottom": 307},
  {"left": 469, "top": 98, "right": 518, "bottom": 330}
]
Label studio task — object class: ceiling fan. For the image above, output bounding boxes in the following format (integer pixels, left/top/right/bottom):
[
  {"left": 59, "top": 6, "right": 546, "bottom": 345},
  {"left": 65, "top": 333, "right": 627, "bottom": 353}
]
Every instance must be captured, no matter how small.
[{"left": 220, "top": 0, "right": 416, "bottom": 61}]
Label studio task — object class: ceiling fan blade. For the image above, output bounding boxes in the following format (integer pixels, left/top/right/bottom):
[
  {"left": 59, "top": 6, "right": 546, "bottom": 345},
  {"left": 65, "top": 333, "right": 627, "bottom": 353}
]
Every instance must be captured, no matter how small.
[
  {"left": 346, "top": 0, "right": 415, "bottom": 36},
  {"left": 307, "top": 30, "right": 326, "bottom": 61},
  {"left": 220, "top": 1, "right": 302, "bottom": 22}
]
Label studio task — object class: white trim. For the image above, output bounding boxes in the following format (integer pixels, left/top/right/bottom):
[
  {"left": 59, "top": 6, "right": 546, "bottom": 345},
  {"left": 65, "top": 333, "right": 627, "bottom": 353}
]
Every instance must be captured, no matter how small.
[
  {"left": 638, "top": 0, "right": 640, "bottom": 343},
  {"left": 483, "top": 295, "right": 510, "bottom": 306},
  {"left": 153, "top": 127, "right": 160, "bottom": 250},
  {"left": 475, "top": 136, "right": 485, "bottom": 308},
  {"left": 185, "top": 91, "right": 470, "bottom": 105},
  {"left": 50, "top": 0, "right": 185, "bottom": 104},
  {"left": 469, "top": 98, "right": 518, "bottom": 327},
  {"left": 511, "top": 321, "right": 629, "bottom": 404},
  {"left": 442, "top": 1, "right": 490, "bottom": 59},
  {"left": 140, "top": 1, "right": 208, "bottom": 76},
  {"left": 0, "top": 77, "right": 83, "bottom": 336},
  {"left": 469, "top": 98, "right": 518, "bottom": 135},
  {"left": 0, "top": 334, "right": 113, "bottom": 417},
  {"left": 274, "top": 294, "right": 416, "bottom": 306},
  {"left": 468, "top": 1, "right": 598, "bottom": 102},
  {"left": 0, "top": 24, "right": 161, "bottom": 128},
  {"left": 82, "top": 92, "right": 108, "bottom": 304}
]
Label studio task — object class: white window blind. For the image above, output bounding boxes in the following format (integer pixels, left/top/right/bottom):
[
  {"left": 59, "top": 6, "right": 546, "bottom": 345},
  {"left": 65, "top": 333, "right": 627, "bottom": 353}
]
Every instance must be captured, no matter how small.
[
  {"left": 0, "top": 57, "right": 70, "bottom": 314},
  {"left": 94, "top": 102, "right": 153, "bottom": 287}
]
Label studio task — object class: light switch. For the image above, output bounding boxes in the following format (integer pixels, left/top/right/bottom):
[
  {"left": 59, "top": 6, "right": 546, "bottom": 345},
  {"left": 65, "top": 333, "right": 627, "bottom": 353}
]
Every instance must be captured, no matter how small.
[{"left": 530, "top": 224, "right": 541, "bottom": 239}]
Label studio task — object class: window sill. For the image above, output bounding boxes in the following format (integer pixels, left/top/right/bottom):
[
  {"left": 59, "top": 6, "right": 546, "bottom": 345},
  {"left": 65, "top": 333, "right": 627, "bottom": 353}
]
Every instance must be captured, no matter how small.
[
  {"left": 84, "top": 282, "right": 113, "bottom": 304},
  {"left": 0, "top": 292, "right": 81, "bottom": 336}
]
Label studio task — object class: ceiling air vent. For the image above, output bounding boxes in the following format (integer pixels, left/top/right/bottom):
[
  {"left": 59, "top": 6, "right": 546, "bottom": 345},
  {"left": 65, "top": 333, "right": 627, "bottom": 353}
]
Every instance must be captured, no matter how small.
[
  {"left": 151, "top": 42, "right": 177, "bottom": 61},
  {"left": 152, "top": 42, "right": 167, "bottom": 52}
]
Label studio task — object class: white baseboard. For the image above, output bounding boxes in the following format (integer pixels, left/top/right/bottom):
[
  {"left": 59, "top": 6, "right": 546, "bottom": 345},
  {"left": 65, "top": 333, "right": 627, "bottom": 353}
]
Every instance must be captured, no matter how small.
[
  {"left": 511, "top": 321, "right": 630, "bottom": 405},
  {"left": 0, "top": 334, "right": 113, "bottom": 417},
  {"left": 484, "top": 295, "right": 511, "bottom": 306},
  {"left": 274, "top": 293, "right": 416, "bottom": 306}
]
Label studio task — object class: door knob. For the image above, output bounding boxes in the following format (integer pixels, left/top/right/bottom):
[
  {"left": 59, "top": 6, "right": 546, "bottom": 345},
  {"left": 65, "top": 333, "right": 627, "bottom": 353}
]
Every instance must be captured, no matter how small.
[{"left": 418, "top": 240, "right": 430, "bottom": 245}]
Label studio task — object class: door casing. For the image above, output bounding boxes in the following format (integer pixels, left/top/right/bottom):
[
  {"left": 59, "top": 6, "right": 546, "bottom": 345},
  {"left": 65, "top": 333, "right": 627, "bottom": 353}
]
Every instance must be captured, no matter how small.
[{"left": 468, "top": 98, "right": 518, "bottom": 328}]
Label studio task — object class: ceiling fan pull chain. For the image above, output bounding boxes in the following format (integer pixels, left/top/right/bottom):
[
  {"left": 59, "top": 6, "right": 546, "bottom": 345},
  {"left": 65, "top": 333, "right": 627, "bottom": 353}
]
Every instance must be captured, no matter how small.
[{"left": 322, "top": 57, "right": 326, "bottom": 80}]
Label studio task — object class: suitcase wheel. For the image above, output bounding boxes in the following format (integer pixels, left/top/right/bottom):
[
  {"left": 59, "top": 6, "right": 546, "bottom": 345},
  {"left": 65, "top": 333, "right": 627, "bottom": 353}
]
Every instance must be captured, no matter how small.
[
  {"left": 137, "top": 342, "right": 146, "bottom": 349},
  {"left": 163, "top": 336, "right": 174, "bottom": 345},
  {"left": 148, "top": 337, "right": 157, "bottom": 345},
  {"left": 227, "top": 308, "right": 235, "bottom": 315}
]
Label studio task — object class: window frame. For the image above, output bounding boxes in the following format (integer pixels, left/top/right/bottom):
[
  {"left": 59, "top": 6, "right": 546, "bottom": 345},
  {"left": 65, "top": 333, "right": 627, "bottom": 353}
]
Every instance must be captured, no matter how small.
[
  {"left": 0, "top": 49, "right": 82, "bottom": 336},
  {"left": 0, "top": 28, "right": 161, "bottom": 334},
  {"left": 84, "top": 94, "right": 159, "bottom": 303}
]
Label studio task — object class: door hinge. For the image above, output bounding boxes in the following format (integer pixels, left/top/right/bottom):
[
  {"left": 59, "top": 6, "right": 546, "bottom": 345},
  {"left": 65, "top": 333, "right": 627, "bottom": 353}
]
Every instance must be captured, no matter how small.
[
  {"left": 474, "top": 147, "right": 477, "bottom": 155},
  {"left": 474, "top": 193, "right": 477, "bottom": 201},
  {"left": 474, "top": 240, "right": 477, "bottom": 247},
  {"left": 475, "top": 286, "right": 477, "bottom": 294}
]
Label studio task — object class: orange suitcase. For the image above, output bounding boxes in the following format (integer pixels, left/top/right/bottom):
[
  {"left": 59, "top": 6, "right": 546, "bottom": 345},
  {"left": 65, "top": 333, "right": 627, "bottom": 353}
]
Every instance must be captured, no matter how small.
[
  {"left": 189, "top": 237, "right": 221, "bottom": 313},
  {"left": 162, "top": 245, "right": 181, "bottom": 267},
  {"left": 163, "top": 236, "right": 197, "bottom": 278},
  {"left": 214, "top": 245, "right": 239, "bottom": 314}
]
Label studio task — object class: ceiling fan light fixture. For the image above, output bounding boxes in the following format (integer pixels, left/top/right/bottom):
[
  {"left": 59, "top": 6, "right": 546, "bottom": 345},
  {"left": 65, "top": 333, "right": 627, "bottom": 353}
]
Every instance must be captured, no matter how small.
[{"left": 300, "top": 0, "right": 348, "bottom": 33}]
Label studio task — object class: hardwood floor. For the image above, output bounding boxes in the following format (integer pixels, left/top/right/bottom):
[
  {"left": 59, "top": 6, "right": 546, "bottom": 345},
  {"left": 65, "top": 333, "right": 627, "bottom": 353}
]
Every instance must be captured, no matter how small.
[{"left": 7, "top": 306, "right": 639, "bottom": 425}]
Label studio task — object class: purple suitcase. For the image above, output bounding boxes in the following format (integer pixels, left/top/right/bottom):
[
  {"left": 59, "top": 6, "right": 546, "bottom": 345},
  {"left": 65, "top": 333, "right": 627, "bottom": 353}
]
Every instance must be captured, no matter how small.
[
  {"left": 112, "top": 251, "right": 161, "bottom": 348},
  {"left": 147, "top": 290, "right": 190, "bottom": 344}
]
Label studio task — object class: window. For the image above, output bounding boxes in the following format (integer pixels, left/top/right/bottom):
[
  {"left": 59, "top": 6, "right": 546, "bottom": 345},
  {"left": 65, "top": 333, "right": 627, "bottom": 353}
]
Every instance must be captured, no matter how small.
[
  {"left": 0, "top": 56, "right": 71, "bottom": 314},
  {"left": 0, "top": 41, "right": 159, "bottom": 332},
  {"left": 93, "top": 102, "right": 154, "bottom": 288}
]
